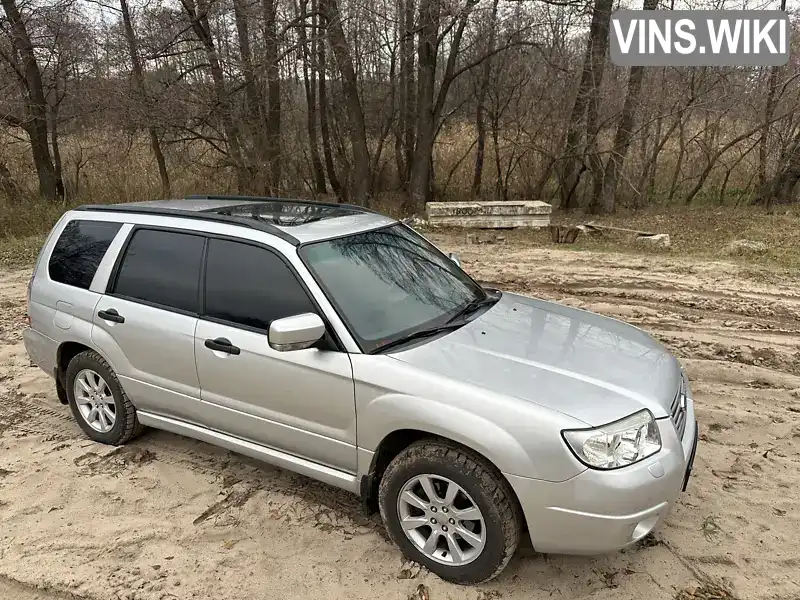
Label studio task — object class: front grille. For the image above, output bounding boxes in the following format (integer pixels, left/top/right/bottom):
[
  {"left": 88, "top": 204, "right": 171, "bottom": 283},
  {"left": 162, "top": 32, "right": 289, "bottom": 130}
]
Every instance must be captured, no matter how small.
[{"left": 670, "top": 374, "right": 688, "bottom": 439}]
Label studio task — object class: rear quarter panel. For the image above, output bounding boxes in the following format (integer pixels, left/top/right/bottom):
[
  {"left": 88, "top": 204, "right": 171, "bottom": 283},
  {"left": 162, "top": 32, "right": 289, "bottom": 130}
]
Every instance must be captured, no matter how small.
[{"left": 26, "top": 215, "right": 132, "bottom": 375}]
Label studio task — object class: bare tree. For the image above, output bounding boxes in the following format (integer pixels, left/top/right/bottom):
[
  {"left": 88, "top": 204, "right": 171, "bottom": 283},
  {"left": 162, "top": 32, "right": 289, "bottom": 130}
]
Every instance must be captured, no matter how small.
[
  {"left": 0, "top": 0, "right": 797, "bottom": 214},
  {"left": 470, "top": 0, "right": 499, "bottom": 199},
  {"left": 316, "top": 3, "right": 342, "bottom": 198},
  {"left": 0, "top": 0, "right": 58, "bottom": 200},
  {"left": 120, "top": 0, "right": 171, "bottom": 197},
  {"left": 557, "top": 0, "right": 613, "bottom": 209},
  {"left": 179, "top": 0, "right": 248, "bottom": 191},
  {"left": 298, "top": 0, "right": 327, "bottom": 194},
  {"left": 262, "top": 0, "right": 282, "bottom": 190},
  {"left": 320, "top": 0, "right": 371, "bottom": 204},
  {"left": 589, "top": 0, "right": 657, "bottom": 214},
  {"left": 408, "top": 0, "right": 484, "bottom": 214}
]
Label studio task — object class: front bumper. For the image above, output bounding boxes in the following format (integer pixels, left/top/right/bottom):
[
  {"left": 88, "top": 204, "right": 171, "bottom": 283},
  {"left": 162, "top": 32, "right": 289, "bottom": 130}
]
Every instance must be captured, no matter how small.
[{"left": 506, "top": 402, "right": 698, "bottom": 555}]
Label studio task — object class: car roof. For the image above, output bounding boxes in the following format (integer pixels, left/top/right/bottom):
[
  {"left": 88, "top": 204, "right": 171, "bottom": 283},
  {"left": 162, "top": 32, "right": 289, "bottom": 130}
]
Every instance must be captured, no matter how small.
[{"left": 73, "top": 195, "right": 397, "bottom": 246}]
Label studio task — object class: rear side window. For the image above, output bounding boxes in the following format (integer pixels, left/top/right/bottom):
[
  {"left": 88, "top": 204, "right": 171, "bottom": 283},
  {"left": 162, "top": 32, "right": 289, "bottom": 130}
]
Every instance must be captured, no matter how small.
[
  {"left": 112, "top": 229, "right": 205, "bottom": 313},
  {"left": 204, "top": 239, "right": 315, "bottom": 331},
  {"left": 48, "top": 219, "right": 123, "bottom": 290}
]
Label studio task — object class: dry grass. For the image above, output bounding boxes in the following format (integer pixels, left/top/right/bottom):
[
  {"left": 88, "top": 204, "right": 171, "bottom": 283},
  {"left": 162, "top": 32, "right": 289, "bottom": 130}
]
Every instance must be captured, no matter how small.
[
  {"left": 3, "top": 201, "right": 800, "bottom": 272},
  {"left": 424, "top": 205, "right": 800, "bottom": 271},
  {"left": 554, "top": 206, "right": 800, "bottom": 267},
  {"left": 2, "top": 129, "right": 799, "bottom": 271},
  {"left": 0, "top": 234, "right": 46, "bottom": 270}
]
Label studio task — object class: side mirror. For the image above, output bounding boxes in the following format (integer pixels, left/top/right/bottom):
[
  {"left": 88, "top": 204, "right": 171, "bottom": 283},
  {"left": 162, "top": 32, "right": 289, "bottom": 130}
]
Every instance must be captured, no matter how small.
[
  {"left": 268, "top": 313, "right": 326, "bottom": 352},
  {"left": 448, "top": 252, "right": 461, "bottom": 268}
]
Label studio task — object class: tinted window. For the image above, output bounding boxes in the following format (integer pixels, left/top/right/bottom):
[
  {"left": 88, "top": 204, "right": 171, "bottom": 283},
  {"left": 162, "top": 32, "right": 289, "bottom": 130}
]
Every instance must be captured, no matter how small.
[
  {"left": 204, "top": 239, "right": 315, "bottom": 331},
  {"left": 113, "top": 229, "right": 204, "bottom": 313},
  {"left": 48, "top": 219, "right": 122, "bottom": 290}
]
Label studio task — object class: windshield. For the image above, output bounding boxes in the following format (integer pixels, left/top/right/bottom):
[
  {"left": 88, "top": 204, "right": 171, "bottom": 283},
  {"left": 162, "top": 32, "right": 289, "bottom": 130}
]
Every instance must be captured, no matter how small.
[{"left": 299, "top": 224, "right": 486, "bottom": 353}]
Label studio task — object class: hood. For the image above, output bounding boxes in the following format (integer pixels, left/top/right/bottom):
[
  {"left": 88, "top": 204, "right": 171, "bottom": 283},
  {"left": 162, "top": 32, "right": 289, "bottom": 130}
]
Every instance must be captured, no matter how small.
[{"left": 389, "top": 291, "right": 681, "bottom": 426}]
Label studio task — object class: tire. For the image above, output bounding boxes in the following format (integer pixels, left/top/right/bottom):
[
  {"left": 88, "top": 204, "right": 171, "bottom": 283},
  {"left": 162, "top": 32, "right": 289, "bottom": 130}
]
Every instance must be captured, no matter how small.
[
  {"left": 65, "top": 350, "right": 143, "bottom": 446},
  {"left": 378, "top": 439, "right": 522, "bottom": 585}
]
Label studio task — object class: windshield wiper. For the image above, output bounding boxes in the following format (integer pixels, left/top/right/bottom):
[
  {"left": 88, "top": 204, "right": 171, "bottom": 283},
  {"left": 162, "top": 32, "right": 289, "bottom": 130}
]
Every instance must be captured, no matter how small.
[
  {"left": 445, "top": 292, "right": 500, "bottom": 325},
  {"left": 372, "top": 323, "right": 464, "bottom": 354}
]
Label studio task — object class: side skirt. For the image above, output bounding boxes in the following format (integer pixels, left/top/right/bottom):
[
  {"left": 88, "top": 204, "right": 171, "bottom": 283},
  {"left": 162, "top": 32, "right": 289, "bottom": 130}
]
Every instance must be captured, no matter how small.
[{"left": 136, "top": 411, "right": 360, "bottom": 494}]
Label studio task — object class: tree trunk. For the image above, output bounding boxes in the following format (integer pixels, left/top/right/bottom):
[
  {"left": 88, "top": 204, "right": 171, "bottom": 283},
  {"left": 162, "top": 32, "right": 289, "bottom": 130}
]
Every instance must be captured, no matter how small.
[
  {"left": 233, "top": 0, "right": 266, "bottom": 187},
  {"left": 408, "top": 0, "right": 476, "bottom": 214},
  {"left": 317, "top": 14, "right": 342, "bottom": 199},
  {"left": 394, "top": 0, "right": 407, "bottom": 185},
  {"left": 262, "top": 0, "right": 282, "bottom": 191},
  {"left": 470, "top": 0, "right": 499, "bottom": 199},
  {"left": 1, "top": 0, "right": 57, "bottom": 201},
  {"left": 181, "top": 0, "right": 247, "bottom": 191},
  {"left": 321, "top": 0, "right": 371, "bottom": 204},
  {"left": 48, "top": 107, "right": 65, "bottom": 200},
  {"left": 685, "top": 120, "right": 778, "bottom": 205},
  {"left": 636, "top": 113, "right": 681, "bottom": 207},
  {"left": 0, "top": 162, "right": 22, "bottom": 203},
  {"left": 407, "top": 0, "right": 439, "bottom": 214},
  {"left": 758, "top": 64, "right": 780, "bottom": 198},
  {"left": 583, "top": 0, "right": 613, "bottom": 211},
  {"left": 396, "top": 0, "right": 416, "bottom": 188},
  {"left": 668, "top": 116, "right": 687, "bottom": 203},
  {"left": 532, "top": 156, "right": 556, "bottom": 200},
  {"left": 47, "top": 75, "right": 65, "bottom": 200},
  {"left": 557, "top": 0, "right": 613, "bottom": 210},
  {"left": 492, "top": 112, "right": 503, "bottom": 200},
  {"left": 120, "top": 0, "right": 171, "bottom": 198},
  {"left": 591, "top": 0, "right": 658, "bottom": 214},
  {"left": 759, "top": 127, "right": 800, "bottom": 206},
  {"left": 471, "top": 98, "right": 488, "bottom": 199},
  {"left": 300, "top": 0, "right": 326, "bottom": 193}
]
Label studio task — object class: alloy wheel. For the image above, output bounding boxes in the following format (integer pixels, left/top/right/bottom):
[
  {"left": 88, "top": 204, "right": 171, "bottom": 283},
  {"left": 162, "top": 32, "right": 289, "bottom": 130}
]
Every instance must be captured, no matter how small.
[
  {"left": 73, "top": 369, "right": 116, "bottom": 433},
  {"left": 396, "top": 474, "right": 486, "bottom": 566}
]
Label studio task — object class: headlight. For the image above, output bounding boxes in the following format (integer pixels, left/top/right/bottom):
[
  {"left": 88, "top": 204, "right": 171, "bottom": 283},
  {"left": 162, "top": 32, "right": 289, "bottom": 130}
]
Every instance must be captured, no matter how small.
[{"left": 562, "top": 409, "right": 661, "bottom": 470}]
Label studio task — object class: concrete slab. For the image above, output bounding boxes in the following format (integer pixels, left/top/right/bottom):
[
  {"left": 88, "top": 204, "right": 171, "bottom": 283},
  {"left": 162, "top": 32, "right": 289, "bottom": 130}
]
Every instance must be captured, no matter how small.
[{"left": 425, "top": 200, "right": 551, "bottom": 229}]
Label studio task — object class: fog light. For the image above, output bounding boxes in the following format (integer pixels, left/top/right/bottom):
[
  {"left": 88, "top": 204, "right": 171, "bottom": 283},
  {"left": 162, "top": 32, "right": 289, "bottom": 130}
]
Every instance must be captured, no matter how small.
[{"left": 631, "top": 515, "right": 660, "bottom": 541}]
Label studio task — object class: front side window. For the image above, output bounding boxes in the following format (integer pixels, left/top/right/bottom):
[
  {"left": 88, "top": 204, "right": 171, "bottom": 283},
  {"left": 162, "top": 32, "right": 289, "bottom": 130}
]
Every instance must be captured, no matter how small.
[
  {"left": 48, "top": 219, "right": 122, "bottom": 290},
  {"left": 203, "top": 238, "right": 315, "bottom": 331},
  {"left": 299, "top": 224, "right": 485, "bottom": 353},
  {"left": 112, "top": 229, "right": 204, "bottom": 313}
]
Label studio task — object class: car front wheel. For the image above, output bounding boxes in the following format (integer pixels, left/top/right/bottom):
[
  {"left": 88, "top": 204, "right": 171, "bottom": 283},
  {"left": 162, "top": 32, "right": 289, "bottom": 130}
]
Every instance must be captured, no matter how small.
[{"left": 378, "top": 439, "right": 522, "bottom": 584}]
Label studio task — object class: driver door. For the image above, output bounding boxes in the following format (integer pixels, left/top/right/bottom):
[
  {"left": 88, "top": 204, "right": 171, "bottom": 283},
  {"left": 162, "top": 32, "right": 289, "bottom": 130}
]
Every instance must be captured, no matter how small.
[{"left": 193, "top": 237, "right": 357, "bottom": 473}]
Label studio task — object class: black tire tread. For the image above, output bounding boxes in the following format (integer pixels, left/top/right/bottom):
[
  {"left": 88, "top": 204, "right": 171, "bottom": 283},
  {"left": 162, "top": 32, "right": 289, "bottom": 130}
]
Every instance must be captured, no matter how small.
[
  {"left": 378, "top": 438, "right": 522, "bottom": 584},
  {"left": 66, "top": 350, "right": 143, "bottom": 445}
]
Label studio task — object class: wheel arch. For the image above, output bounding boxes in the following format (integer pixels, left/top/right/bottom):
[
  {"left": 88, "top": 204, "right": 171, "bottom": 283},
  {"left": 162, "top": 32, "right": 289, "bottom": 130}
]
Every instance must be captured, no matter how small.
[
  {"left": 361, "top": 427, "right": 525, "bottom": 526},
  {"left": 55, "top": 341, "right": 110, "bottom": 404}
]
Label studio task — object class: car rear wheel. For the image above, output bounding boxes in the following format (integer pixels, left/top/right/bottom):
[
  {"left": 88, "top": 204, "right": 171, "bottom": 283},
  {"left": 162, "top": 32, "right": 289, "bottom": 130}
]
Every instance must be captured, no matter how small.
[
  {"left": 65, "top": 350, "right": 143, "bottom": 445},
  {"left": 378, "top": 439, "right": 522, "bottom": 584}
]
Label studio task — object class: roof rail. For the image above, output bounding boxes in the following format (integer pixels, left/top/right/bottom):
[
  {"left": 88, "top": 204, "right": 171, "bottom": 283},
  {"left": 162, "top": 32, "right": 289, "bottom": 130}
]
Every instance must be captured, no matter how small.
[
  {"left": 72, "top": 204, "right": 301, "bottom": 246},
  {"left": 184, "top": 194, "right": 380, "bottom": 215}
]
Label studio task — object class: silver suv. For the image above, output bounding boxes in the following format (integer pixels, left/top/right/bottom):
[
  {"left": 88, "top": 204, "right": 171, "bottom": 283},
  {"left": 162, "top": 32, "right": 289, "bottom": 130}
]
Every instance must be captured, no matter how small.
[{"left": 23, "top": 195, "right": 698, "bottom": 584}]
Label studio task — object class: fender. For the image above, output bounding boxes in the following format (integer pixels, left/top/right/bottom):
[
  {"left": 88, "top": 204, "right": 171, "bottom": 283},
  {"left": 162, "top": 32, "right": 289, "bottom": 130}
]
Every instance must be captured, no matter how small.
[{"left": 359, "top": 392, "right": 538, "bottom": 478}]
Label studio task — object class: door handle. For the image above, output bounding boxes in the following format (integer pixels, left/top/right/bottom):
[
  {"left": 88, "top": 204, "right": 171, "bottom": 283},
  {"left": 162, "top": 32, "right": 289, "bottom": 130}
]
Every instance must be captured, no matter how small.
[
  {"left": 204, "top": 337, "right": 241, "bottom": 355},
  {"left": 98, "top": 308, "right": 125, "bottom": 323}
]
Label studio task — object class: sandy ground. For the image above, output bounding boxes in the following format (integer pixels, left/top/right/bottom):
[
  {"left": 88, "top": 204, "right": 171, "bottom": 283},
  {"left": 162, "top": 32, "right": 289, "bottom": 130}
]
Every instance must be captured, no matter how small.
[{"left": 1, "top": 236, "right": 799, "bottom": 600}]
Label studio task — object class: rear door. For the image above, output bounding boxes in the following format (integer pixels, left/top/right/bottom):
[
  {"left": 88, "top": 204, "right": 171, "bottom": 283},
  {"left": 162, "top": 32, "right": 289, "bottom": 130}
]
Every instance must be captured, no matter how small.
[
  {"left": 193, "top": 237, "right": 357, "bottom": 473},
  {"left": 91, "top": 228, "right": 205, "bottom": 419}
]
